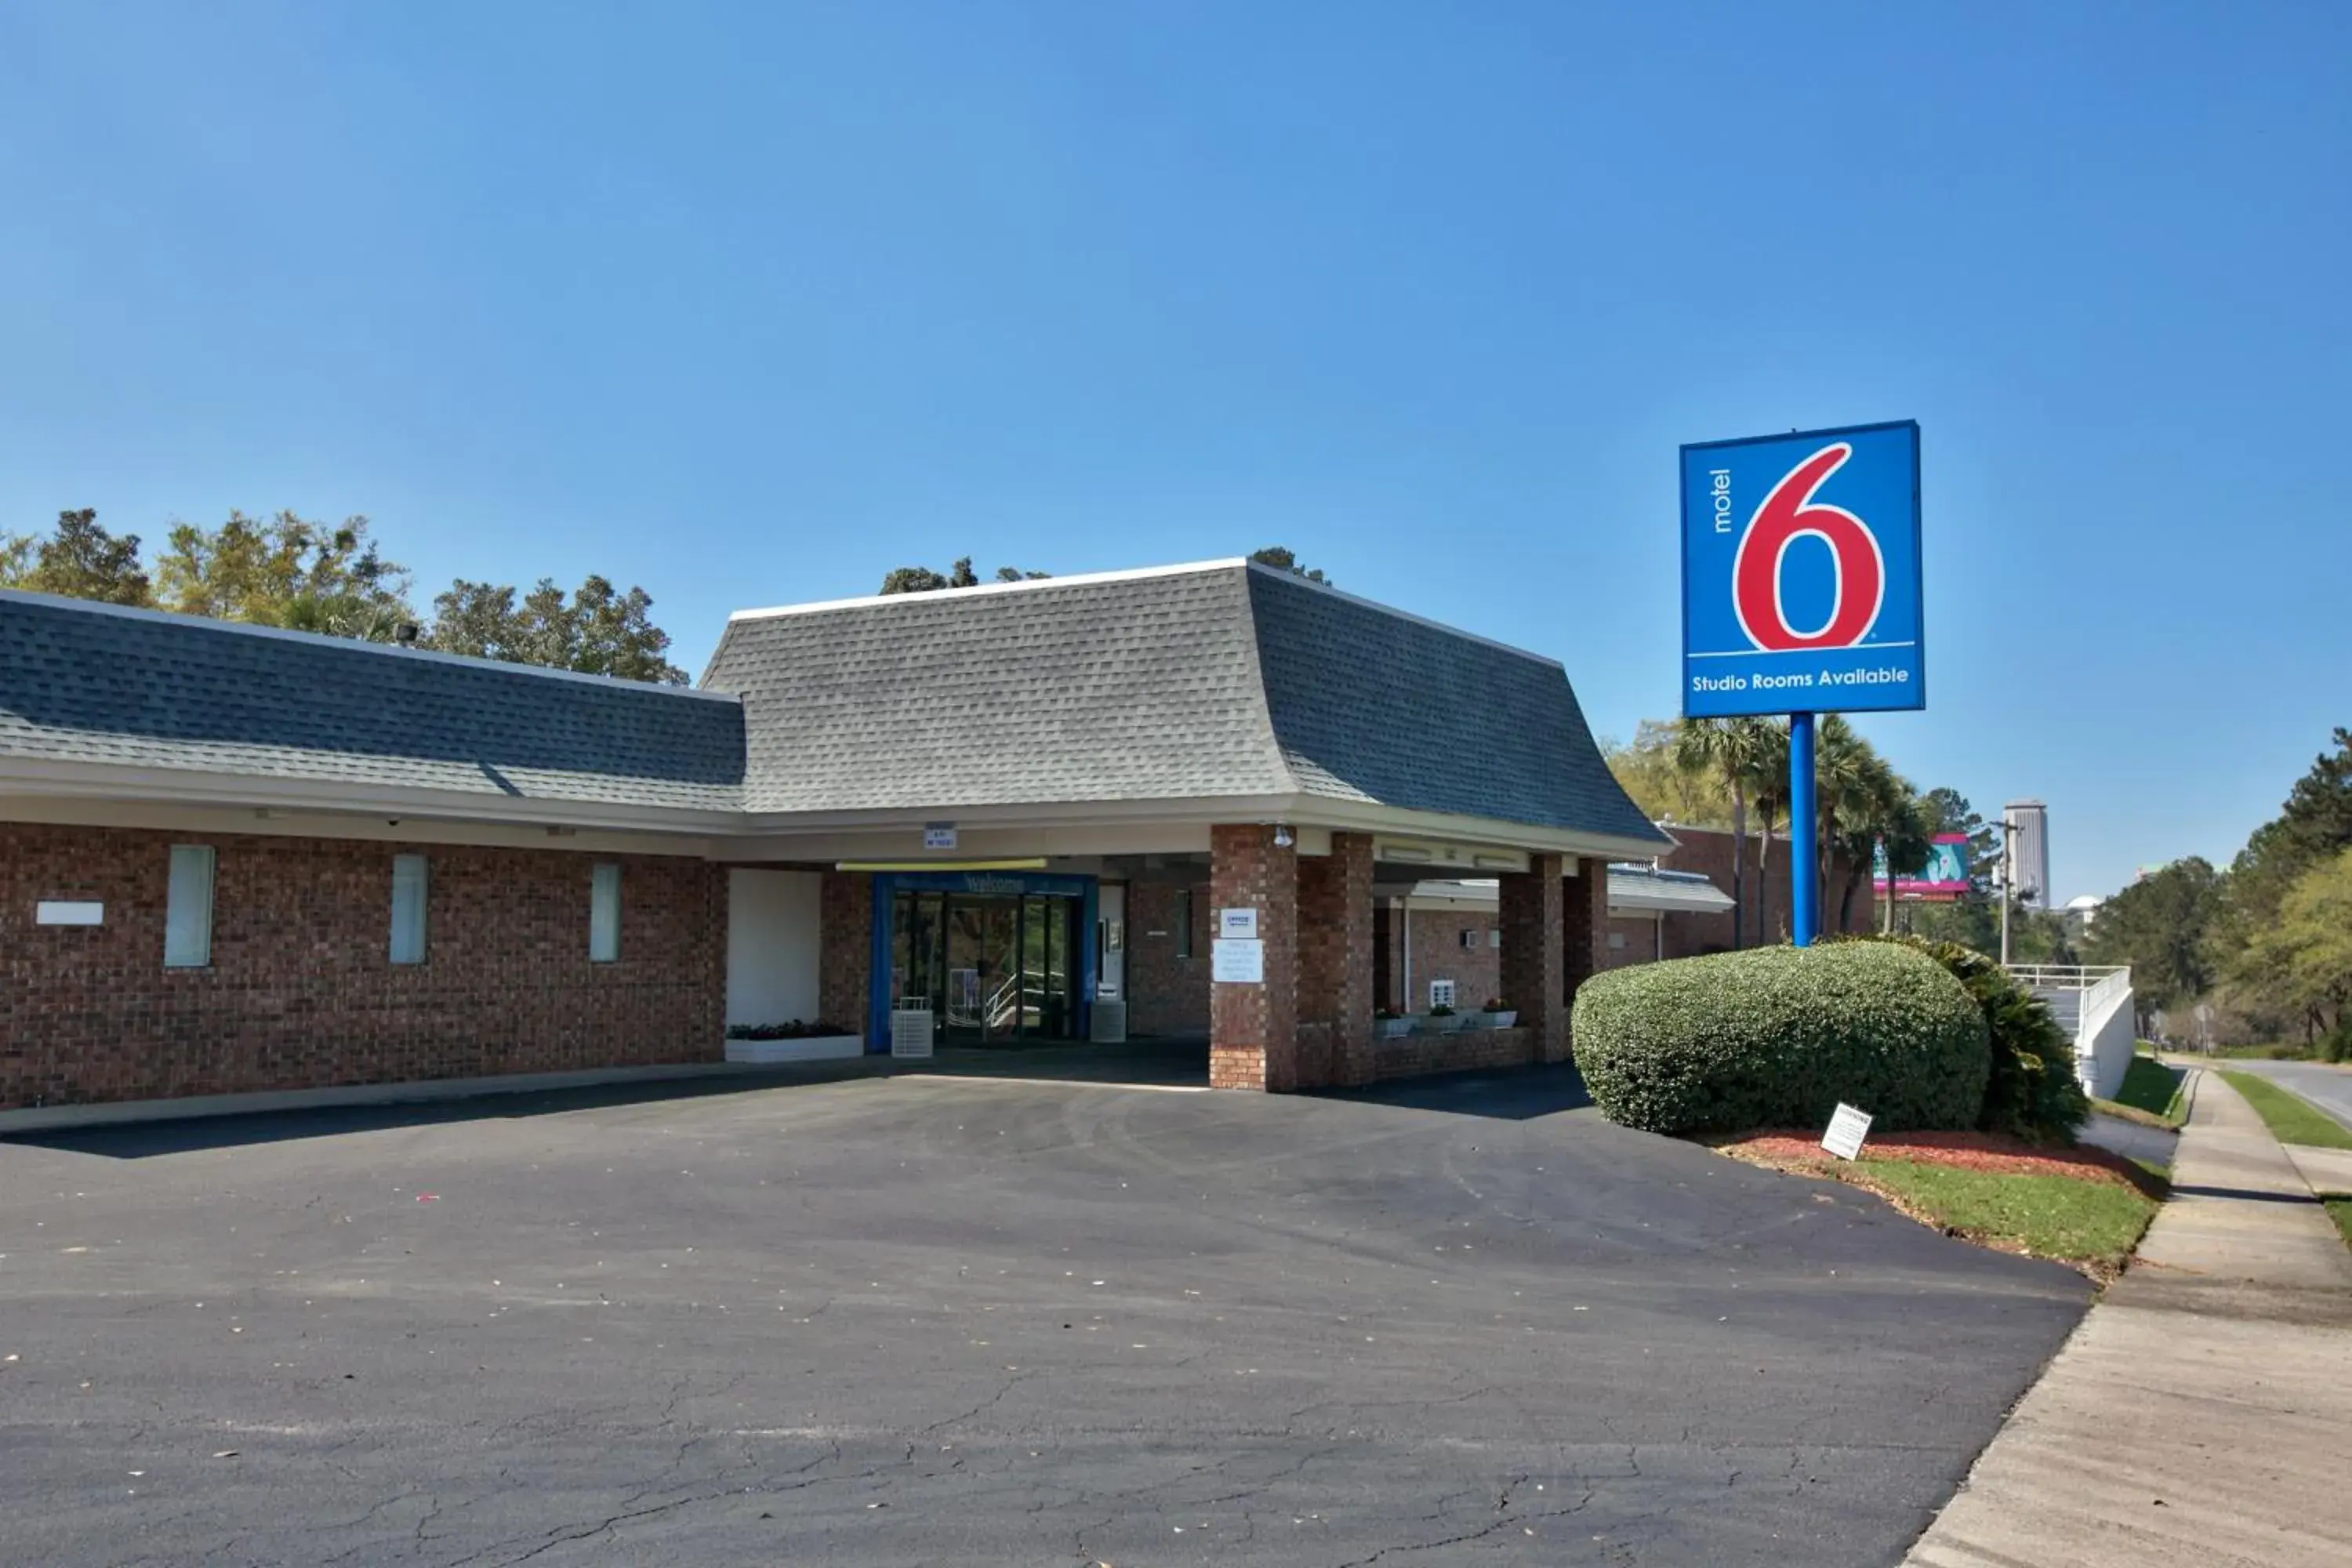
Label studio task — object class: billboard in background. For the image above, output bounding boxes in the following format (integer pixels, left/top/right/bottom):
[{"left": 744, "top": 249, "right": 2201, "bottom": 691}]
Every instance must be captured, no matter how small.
[
  {"left": 1679, "top": 421, "right": 1924, "bottom": 718},
  {"left": 1874, "top": 832, "right": 1973, "bottom": 902}
]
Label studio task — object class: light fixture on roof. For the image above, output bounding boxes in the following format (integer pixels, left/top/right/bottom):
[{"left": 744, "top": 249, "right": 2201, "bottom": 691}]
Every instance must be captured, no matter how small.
[{"left": 1272, "top": 826, "right": 1294, "bottom": 848}]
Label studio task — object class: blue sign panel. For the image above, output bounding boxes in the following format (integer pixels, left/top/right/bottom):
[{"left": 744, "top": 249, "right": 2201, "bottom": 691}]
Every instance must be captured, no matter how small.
[{"left": 1679, "top": 421, "right": 1924, "bottom": 717}]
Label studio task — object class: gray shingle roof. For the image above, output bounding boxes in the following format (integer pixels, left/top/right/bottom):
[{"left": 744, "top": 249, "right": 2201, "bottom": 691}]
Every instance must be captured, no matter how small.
[
  {"left": 703, "top": 564, "right": 1294, "bottom": 813},
  {"left": 706, "top": 561, "right": 1666, "bottom": 845},
  {"left": 0, "top": 591, "right": 745, "bottom": 811},
  {"left": 1246, "top": 568, "right": 1664, "bottom": 842}
]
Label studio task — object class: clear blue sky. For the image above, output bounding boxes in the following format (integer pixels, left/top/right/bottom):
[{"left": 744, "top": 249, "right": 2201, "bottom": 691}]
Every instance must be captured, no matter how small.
[{"left": 3, "top": 2, "right": 2345, "bottom": 903}]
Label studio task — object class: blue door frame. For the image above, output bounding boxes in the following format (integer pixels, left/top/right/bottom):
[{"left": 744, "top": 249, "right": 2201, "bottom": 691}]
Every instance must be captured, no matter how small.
[{"left": 866, "top": 871, "right": 1098, "bottom": 1050}]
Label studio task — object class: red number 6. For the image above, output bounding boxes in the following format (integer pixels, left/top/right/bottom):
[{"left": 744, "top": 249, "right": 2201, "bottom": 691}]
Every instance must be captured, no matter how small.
[{"left": 1732, "top": 442, "right": 1885, "bottom": 652}]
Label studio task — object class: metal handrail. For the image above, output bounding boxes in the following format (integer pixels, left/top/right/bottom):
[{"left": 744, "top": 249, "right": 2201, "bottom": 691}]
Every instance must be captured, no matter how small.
[{"left": 2005, "top": 964, "right": 2129, "bottom": 990}]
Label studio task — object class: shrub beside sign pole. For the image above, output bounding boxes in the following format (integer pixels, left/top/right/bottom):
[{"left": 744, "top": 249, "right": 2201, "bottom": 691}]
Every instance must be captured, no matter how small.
[{"left": 1679, "top": 421, "right": 1926, "bottom": 948}]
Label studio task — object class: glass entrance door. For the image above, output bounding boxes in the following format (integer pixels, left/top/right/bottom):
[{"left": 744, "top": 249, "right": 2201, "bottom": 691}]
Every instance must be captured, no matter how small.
[{"left": 891, "top": 889, "right": 1082, "bottom": 1044}]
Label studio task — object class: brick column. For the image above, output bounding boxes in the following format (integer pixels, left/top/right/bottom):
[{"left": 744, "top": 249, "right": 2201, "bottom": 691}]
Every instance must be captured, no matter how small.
[
  {"left": 1562, "top": 857, "right": 1606, "bottom": 1051},
  {"left": 818, "top": 870, "right": 874, "bottom": 1042},
  {"left": 1499, "top": 852, "right": 1566, "bottom": 1064},
  {"left": 1208, "top": 824, "right": 1298, "bottom": 1091},
  {"left": 1297, "top": 832, "right": 1376, "bottom": 1089}
]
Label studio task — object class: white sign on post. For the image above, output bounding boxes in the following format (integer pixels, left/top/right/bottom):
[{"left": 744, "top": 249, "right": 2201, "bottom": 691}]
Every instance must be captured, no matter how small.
[
  {"left": 1218, "top": 907, "right": 1258, "bottom": 940},
  {"left": 1211, "top": 938, "right": 1265, "bottom": 984},
  {"left": 1821, "top": 1102, "right": 1874, "bottom": 1162},
  {"left": 923, "top": 823, "right": 958, "bottom": 850}
]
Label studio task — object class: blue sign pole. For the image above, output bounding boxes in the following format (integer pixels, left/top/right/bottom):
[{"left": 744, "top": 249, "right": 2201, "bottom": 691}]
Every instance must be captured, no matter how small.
[{"left": 1789, "top": 712, "right": 1819, "bottom": 947}]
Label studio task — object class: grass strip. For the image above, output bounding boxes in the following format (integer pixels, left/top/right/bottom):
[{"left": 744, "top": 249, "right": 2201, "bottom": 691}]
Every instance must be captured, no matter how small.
[
  {"left": 2325, "top": 1197, "right": 2352, "bottom": 1250},
  {"left": 2216, "top": 1071, "right": 2352, "bottom": 1150},
  {"left": 2096, "top": 1056, "right": 2189, "bottom": 1129},
  {"left": 1853, "top": 1160, "right": 2160, "bottom": 1271}
]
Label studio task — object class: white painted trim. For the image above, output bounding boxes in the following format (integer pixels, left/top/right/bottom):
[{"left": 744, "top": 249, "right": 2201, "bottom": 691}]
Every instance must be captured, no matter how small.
[
  {"left": 734, "top": 793, "right": 1664, "bottom": 863},
  {"left": 0, "top": 588, "right": 741, "bottom": 702},
  {"left": 0, "top": 766, "right": 1665, "bottom": 865},
  {"left": 0, "top": 758, "right": 741, "bottom": 837},
  {"left": 0, "top": 791, "right": 726, "bottom": 856},
  {"left": 0, "top": 1062, "right": 854, "bottom": 1135}
]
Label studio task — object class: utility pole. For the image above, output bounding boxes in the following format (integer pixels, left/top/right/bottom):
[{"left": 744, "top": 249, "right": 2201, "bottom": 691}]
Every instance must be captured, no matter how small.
[{"left": 1997, "top": 822, "right": 2013, "bottom": 967}]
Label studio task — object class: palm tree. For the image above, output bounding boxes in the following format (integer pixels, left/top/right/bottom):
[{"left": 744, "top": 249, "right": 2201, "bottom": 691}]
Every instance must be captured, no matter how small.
[
  {"left": 1675, "top": 717, "right": 1777, "bottom": 949},
  {"left": 1809, "top": 717, "right": 1882, "bottom": 929}
]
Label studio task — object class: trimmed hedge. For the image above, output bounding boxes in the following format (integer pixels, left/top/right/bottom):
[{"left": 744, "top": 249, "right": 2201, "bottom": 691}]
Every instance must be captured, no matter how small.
[
  {"left": 1571, "top": 942, "right": 1991, "bottom": 1135},
  {"left": 1844, "top": 935, "right": 2088, "bottom": 1142}
]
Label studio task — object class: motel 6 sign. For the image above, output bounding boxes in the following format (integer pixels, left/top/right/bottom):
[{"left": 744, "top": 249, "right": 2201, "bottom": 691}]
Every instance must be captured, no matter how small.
[{"left": 1679, "top": 420, "right": 1925, "bottom": 719}]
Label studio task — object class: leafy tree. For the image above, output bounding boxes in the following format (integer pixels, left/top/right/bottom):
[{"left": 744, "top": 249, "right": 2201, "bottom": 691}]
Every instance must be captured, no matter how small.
[
  {"left": 2083, "top": 856, "right": 2222, "bottom": 1012},
  {"left": 1603, "top": 719, "right": 1733, "bottom": 827},
  {"left": 1248, "top": 545, "right": 1329, "bottom": 584},
  {"left": 152, "top": 510, "right": 416, "bottom": 641},
  {"left": 2, "top": 509, "right": 153, "bottom": 604},
  {"left": 2234, "top": 847, "right": 2352, "bottom": 1051},
  {"left": 1896, "top": 788, "right": 2003, "bottom": 951},
  {"left": 878, "top": 557, "right": 1050, "bottom": 594},
  {"left": 426, "top": 575, "right": 687, "bottom": 684}
]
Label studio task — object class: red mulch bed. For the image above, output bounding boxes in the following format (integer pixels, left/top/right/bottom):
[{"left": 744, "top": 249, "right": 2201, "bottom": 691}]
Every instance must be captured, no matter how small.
[{"left": 1707, "top": 1128, "right": 2161, "bottom": 1194}]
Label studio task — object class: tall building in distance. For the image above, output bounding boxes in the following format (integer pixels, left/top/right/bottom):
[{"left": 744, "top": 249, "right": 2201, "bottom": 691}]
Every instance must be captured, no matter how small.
[{"left": 2003, "top": 799, "right": 2050, "bottom": 908}]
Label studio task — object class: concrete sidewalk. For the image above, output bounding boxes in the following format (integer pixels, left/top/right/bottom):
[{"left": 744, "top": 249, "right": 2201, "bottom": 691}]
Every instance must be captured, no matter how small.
[{"left": 1904, "top": 1069, "right": 2352, "bottom": 1568}]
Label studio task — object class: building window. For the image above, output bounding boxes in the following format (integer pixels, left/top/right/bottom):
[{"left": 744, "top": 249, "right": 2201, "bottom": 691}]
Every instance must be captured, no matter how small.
[
  {"left": 1428, "top": 978, "right": 1457, "bottom": 1010},
  {"left": 1175, "top": 888, "right": 1195, "bottom": 959},
  {"left": 164, "top": 844, "right": 215, "bottom": 968},
  {"left": 590, "top": 862, "right": 622, "bottom": 962},
  {"left": 390, "top": 854, "right": 429, "bottom": 965},
  {"left": 1458, "top": 928, "right": 1475, "bottom": 949},
  {"left": 1488, "top": 928, "right": 1502, "bottom": 949}
]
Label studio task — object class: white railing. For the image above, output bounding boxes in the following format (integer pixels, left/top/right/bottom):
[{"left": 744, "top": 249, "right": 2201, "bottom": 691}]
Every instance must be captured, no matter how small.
[
  {"left": 2007, "top": 964, "right": 2135, "bottom": 1100},
  {"left": 2005, "top": 965, "right": 2129, "bottom": 993}
]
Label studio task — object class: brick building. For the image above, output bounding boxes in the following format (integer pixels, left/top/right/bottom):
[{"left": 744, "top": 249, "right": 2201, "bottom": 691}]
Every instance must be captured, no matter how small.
[{"left": 2, "top": 560, "right": 1671, "bottom": 1116}]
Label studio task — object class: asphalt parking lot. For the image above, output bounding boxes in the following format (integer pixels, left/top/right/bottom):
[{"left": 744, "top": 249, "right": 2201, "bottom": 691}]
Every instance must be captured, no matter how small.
[{"left": 0, "top": 1063, "right": 2091, "bottom": 1567}]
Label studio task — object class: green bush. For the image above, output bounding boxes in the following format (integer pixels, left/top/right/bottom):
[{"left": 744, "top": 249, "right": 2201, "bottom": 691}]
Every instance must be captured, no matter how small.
[
  {"left": 1571, "top": 943, "right": 1991, "bottom": 1135},
  {"left": 1847, "top": 935, "right": 2089, "bottom": 1142}
]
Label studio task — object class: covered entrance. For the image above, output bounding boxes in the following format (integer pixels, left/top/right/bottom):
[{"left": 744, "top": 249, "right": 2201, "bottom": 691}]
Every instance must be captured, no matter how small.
[{"left": 877, "top": 871, "right": 1098, "bottom": 1047}]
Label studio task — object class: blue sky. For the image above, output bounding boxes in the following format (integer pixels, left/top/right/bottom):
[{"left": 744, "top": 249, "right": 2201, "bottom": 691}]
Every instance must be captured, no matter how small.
[{"left": 3, "top": 2, "right": 2345, "bottom": 902}]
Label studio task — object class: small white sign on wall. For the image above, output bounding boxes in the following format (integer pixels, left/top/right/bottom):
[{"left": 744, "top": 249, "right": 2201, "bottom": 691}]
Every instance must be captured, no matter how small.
[
  {"left": 36, "top": 901, "right": 104, "bottom": 927},
  {"left": 1211, "top": 938, "right": 1265, "bottom": 984},
  {"left": 1821, "top": 1102, "right": 1874, "bottom": 1162},
  {"left": 1218, "top": 907, "right": 1258, "bottom": 940},
  {"left": 923, "top": 822, "right": 959, "bottom": 850}
]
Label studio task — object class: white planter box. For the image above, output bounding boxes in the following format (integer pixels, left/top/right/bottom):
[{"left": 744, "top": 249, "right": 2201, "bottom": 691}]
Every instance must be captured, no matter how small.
[
  {"left": 724, "top": 1034, "right": 866, "bottom": 1065},
  {"left": 1377, "top": 1016, "right": 1414, "bottom": 1040},
  {"left": 1487, "top": 1011, "right": 1518, "bottom": 1029}
]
